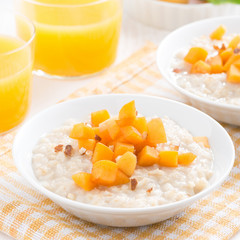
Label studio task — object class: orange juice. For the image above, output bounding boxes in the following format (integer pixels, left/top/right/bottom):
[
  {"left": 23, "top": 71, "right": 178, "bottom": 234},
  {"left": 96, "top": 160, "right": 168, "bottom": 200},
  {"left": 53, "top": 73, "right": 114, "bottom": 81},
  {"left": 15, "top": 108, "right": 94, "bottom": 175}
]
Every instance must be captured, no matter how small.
[
  {"left": 0, "top": 35, "right": 32, "bottom": 133},
  {"left": 19, "top": 0, "right": 122, "bottom": 76}
]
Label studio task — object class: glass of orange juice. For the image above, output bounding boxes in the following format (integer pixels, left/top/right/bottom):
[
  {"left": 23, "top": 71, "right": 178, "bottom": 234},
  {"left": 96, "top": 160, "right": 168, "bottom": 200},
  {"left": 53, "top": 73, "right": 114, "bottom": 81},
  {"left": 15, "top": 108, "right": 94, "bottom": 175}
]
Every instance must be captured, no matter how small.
[
  {"left": 0, "top": 11, "right": 35, "bottom": 134},
  {"left": 16, "top": 0, "right": 122, "bottom": 78}
]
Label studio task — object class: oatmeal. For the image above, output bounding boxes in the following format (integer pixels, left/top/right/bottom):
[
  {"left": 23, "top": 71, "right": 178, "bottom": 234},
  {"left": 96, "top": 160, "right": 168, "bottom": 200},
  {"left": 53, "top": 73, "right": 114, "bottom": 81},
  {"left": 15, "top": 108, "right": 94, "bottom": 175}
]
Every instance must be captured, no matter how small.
[
  {"left": 32, "top": 117, "right": 213, "bottom": 208},
  {"left": 170, "top": 30, "right": 240, "bottom": 106}
]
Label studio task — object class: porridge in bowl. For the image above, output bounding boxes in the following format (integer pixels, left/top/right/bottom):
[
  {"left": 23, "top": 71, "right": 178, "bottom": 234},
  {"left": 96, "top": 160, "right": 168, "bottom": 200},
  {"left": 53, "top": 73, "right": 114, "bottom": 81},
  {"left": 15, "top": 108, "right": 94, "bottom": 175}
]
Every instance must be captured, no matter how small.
[
  {"left": 32, "top": 101, "right": 213, "bottom": 208},
  {"left": 170, "top": 25, "right": 240, "bottom": 106}
]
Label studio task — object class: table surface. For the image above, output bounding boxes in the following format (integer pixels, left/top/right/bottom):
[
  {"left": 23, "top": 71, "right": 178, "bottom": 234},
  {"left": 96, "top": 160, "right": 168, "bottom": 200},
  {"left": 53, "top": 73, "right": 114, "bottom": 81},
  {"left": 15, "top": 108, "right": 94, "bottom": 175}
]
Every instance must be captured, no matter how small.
[{"left": 0, "top": 1, "right": 239, "bottom": 239}]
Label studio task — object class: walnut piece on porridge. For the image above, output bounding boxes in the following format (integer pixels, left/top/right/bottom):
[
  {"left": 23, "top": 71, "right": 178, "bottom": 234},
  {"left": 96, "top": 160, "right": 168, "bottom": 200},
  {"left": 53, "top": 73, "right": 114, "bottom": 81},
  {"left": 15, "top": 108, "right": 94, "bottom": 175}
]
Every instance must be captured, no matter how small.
[
  {"left": 130, "top": 178, "right": 138, "bottom": 191},
  {"left": 147, "top": 188, "right": 153, "bottom": 194},
  {"left": 64, "top": 145, "right": 74, "bottom": 157},
  {"left": 54, "top": 144, "right": 63, "bottom": 153}
]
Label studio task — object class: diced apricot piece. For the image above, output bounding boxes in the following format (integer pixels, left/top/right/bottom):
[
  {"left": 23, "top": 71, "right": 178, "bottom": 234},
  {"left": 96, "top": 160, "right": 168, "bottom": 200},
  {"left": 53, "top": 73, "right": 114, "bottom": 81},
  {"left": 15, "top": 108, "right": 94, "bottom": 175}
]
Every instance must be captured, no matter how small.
[
  {"left": 69, "top": 123, "right": 95, "bottom": 140},
  {"left": 99, "top": 119, "right": 120, "bottom": 141},
  {"left": 133, "top": 117, "right": 148, "bottom": 134},
  {"left": 72, "top": 172, "right": 96, "bottom": 191},
  {"left": 229, "top": 35, "right": 240, "bottom": 49},
  {"left": 193, "top": 136, "right": 210, "bottom": 148},
  {"left": 158, "top": 151, "right": 178, "bottom": 167},
  {"left": 116, "top": 152, "right": 137, "bottom": 177},
  {"left": 91, "top": 109, "right": 110, "bottom": 127},
  {"left": 223, "top": 53, "right": 240, "bottom": 71},
  {"left": 184, "top": 47, "right": 208, "bottom": 64},
  {"left": 227, "top": 64, "right": 240, "bottom": 83},
  {"left": 114, "top": 142, "right": 135, "bottom": 158},
  {"left": 190, "top": 60, "right": 211, "bottom": 74},
  {"left": 92, "top": 160, "right": 118, "bottom": 186},
  {"left": 147, "top": 118, "right": 167, "bottom": 147},
  {"left": 178, "top": 152, "right": 197, "bottom": 165},
  {"left": 220, "top": 48, "right": 233, "bottom": 64},
  {"left": 118, "top": 100, "right": 136, "bottom": 126},
  {"left": 135, "top": 140, "right": 147, "bottom": 154},
  {"left": 112, "top": 170, "right": 130, "bottom": 186},
  {"left": 137, "top": 146, "right": 159, "bottom": 167},
  {"left": 78, "top": 139, "right": 96, "bottom": 151},
  {"left": 233, "top": 58, "right": 240, "bottom": 68},
  {"left": 92, "top": 142, "right": 114, "bottom": 163},
  {"left": 210, "top": 25, "right": 226, "bottom": 40},
  {"left": 207, "top": 55, "right": 223, "bottom": 74},
  {"left": 121, "top": 126, "right": 143, "bottom": 145}
]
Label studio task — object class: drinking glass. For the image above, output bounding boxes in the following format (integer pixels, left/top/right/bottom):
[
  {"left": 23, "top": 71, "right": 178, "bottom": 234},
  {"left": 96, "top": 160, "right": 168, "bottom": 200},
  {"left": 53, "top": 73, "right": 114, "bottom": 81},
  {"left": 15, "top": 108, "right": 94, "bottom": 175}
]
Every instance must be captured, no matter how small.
[
  {"left": 0, "top": 11, "right": 35, "bottom": 134},
  {"left": 17, "top": 0, "right": 122, "bottom": 78}
]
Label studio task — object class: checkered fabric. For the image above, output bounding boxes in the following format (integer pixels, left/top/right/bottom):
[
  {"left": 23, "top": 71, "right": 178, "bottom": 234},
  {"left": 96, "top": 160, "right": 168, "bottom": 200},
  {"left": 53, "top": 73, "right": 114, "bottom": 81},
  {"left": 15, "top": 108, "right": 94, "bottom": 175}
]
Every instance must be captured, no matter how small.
[{"left": 0, "top": 42, "right": 240, "bottom": 240}]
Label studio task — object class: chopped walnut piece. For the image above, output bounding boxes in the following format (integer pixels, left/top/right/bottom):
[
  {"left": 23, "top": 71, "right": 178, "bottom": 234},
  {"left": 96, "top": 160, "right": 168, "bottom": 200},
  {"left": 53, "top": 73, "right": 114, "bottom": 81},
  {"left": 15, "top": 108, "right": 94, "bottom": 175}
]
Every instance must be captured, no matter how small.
[
  {"left": 147, "top": 188, "right": 153, "bottom": 193},
  {"left": 130, "top": 178, "right": 138, "bottom": 191},
  {"left": 54, "top": 144, "right": 63, "bottom": 153},
  {"left": 64, "top": 145, "right": 74, "bottom": 157},
  {"left": 173, "top": 68, "right": 182, "bottom": 73},
  {"left": 213, "top": 44, "right": 226, "bottom": 51},
  {"left": 234, "top": 48, "right": 240, "bottom": 54},
  {"left": 95, "top": 135, "right": 101, "bottom": 141},
  {"left": 79, "top": 147, "right": 86, "bottom": 155}
]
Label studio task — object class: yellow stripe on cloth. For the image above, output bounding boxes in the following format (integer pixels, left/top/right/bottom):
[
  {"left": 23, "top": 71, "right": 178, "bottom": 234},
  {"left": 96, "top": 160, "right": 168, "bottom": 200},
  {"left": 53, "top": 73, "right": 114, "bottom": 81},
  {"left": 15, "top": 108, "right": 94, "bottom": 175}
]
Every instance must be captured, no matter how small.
[{"left": 0, "top": 42, "right": 240, "bottom": 240}]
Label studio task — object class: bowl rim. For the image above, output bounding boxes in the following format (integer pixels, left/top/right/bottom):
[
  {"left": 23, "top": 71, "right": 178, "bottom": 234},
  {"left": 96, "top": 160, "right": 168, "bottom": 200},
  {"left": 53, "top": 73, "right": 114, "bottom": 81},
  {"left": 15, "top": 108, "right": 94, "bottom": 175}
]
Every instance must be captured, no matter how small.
[
  {"left": 148, "top": 0, "right": 212, "bottom": 8},
  {"left": 13, "top": 94, "right": 235, "bottom": 215},
  {"left": 157, "top": 15, "right": 240, "bottom": 111}
]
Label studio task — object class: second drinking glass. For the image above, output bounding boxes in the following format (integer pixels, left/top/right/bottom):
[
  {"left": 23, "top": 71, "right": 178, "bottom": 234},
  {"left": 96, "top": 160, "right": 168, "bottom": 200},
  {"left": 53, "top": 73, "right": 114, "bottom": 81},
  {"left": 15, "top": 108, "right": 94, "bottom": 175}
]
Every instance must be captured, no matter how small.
[{"left": 17, "top": 0, "right": 122, "bottom": 78}]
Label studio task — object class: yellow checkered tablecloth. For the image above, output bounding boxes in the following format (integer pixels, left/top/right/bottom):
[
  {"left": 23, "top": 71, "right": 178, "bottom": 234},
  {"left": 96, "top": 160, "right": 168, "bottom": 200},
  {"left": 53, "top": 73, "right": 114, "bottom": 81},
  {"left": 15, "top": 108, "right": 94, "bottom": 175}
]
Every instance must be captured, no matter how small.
[{"left": 1, "top": 42, "right": 240, "bottom": 240}]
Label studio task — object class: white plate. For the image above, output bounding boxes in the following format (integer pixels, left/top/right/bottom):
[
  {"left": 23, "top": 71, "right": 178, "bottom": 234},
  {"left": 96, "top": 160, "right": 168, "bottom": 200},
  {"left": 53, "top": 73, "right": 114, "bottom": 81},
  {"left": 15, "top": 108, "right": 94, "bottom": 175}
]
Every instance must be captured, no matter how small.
[
  {"left": 157, "top": 16, "right": 240, "bottom": 126},
  {"left": 13, "top": 94, "right": 235, "bottom": 227},
  {"left": 125, "top": 0, "right": 240, "bottom": 30}
]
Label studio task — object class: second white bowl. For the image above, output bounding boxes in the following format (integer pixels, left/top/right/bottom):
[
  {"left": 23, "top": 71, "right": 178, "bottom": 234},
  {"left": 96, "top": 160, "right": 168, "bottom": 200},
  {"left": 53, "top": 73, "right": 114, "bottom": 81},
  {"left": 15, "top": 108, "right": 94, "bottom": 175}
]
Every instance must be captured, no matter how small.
[{"left": 157, "top": 16, "right": 240, "bottom": 126}]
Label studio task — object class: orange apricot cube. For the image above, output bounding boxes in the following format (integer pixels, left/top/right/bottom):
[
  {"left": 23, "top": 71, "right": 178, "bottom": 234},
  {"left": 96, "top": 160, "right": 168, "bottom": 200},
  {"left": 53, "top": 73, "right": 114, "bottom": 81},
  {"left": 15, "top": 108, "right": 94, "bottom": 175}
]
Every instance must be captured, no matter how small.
[
  {"left": 133, "top": 117, "right": 148, "bottom": 134},
  {"left": 114, "top": 142, "right": 135, "bottom": 158},
  {"left": 118, "top": 100, "right": 136, "bottom": 126},
  {"left": 223, "top": 53, "right": 240, "bottom": 71},
  {"left": 147, "top": 118, "right": 167, "bottom": 147},
  {"left": 99, "top": 119, "right": 120, "bottom": 141},
  {"left": 112, "top": 170, "right": 130, "bottom": 186},
  {"left": 158, "top": 151, "right": 178, "bottom": 167},
  {"left": 220, "top": 48, "right": 233, "bottom": 64},
  {"left": 92, "top": 142, "right": 114, "bottom": 163},
  {"left": 229, "top": 35, "right": 240, "bottom": 49},
  {"left": 78, "top": 139, "right": 96, "bottom": 151},
  {"left": 121, "top": 126, "right": 143, "bottom": 145},
  {"left": 72, "top": 172, "right": 96, "bottom": 191},
  {"left": 207, "top": 55, "right": 223, "bottom": 74},
  {"left": 178, "top": 152, "right": 197, "bottom": 165},
  {"left": 91, "top": 109, "right": 110, "bottom": 127},
  {"left": 92, "top": 160, "right": 118, "bottom": 186},
  {"left": 184, "top": 47, "right": 208, "bottom": 64},
  {"left": 69, "top": 123, "right": 95, "bottom": 140},
  {"left": 210, "top": 25, "right": 226, "bottom": 40},
  {"left": 190, "top": 60, "right": 211, "bottom": 74},
  {"left": 137, "top": 146, "right": 159, "bottom": 167},
  {"left": 227, "top": 64, "right": 240, "bottom": 83},
  {"left": 116, "top": 152, "right": 137, "bottom": 177},
  {"left": 193, "top": 136, "right": 210, "bottom": 148}
]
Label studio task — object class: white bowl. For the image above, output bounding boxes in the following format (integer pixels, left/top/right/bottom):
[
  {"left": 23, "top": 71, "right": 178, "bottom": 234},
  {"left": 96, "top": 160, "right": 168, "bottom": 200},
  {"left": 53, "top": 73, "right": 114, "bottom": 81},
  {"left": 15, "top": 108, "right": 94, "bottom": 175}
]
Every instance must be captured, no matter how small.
[
  {"left": 157, "top": 16, "right": 240, "bottom": 126},
  {"left": 125, "top": 0, "right": 240, "bottom": 30},
  {"left": 13, "top": 94, "right": 234, "bottom": 227}
]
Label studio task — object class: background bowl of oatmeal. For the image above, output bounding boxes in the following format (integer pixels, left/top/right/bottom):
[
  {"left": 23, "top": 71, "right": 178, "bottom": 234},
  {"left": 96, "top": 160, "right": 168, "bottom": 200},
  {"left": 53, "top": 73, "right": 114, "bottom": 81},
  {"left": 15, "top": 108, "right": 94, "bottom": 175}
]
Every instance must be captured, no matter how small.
[
  {"left": 157, "top": 16, "right": 240, "bottom": 126},
  {"left": 125, "top": 0, "right": 240, "bottom": 30},
  {"left": 13, "top": 94, "right": 235, "bottom": 227}
]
